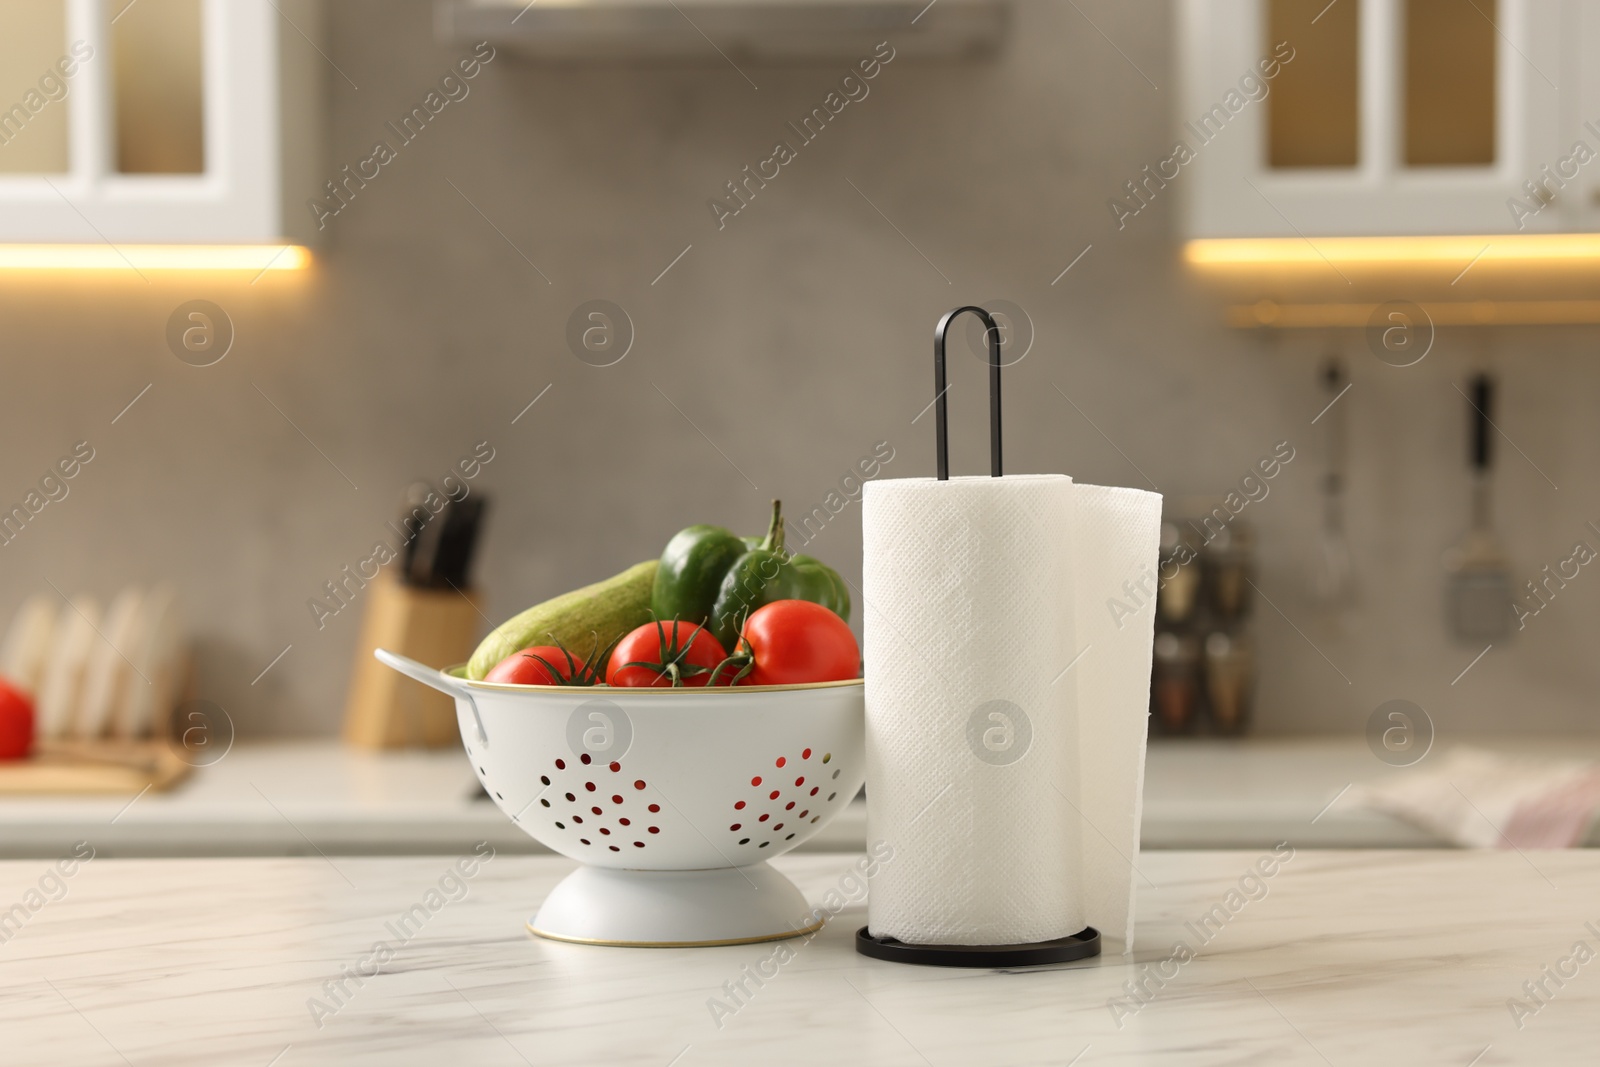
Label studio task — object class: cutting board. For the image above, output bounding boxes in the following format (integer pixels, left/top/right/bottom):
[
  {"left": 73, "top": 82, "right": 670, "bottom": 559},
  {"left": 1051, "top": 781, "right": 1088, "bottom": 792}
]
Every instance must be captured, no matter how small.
[{"left": 0, "top": 741, "right": 192, "bottom": 795}]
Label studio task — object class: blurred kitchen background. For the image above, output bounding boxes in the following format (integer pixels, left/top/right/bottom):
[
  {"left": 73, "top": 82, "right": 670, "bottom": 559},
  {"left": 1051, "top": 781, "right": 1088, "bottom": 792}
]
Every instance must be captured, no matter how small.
[{"left": 3, "top": 0, "right": 1600, "bottom": 851}]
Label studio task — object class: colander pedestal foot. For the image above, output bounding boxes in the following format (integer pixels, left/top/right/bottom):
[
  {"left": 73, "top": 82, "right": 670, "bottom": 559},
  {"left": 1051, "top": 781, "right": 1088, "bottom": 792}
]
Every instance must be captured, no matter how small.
[{"left": 528, "top": 862, "right": 822, "bottom": 948}]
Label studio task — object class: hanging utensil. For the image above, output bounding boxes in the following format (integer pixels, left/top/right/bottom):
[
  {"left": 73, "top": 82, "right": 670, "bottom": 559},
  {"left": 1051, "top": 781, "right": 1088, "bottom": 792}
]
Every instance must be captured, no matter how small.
[
  {"left": 1314, "top": 357, "right": 1354, "bottom": 605},
  {"left": 1444, "top": 374, "right": 1513, "bottom": 642}
]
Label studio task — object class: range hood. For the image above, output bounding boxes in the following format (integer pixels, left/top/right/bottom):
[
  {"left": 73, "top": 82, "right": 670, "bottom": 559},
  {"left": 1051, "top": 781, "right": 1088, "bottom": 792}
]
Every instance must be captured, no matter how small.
[{"left": 435, "top": 0, "right": 1009, "bottom": 62}]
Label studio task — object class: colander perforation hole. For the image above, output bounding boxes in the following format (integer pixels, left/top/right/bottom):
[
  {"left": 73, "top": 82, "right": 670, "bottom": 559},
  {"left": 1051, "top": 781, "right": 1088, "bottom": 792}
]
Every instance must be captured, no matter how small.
[
  {"left": 542, "top": 759, "right": 657, "bottom": 852},
  {"left": 537, "top": 758, "right": 668, "bottom": 857},
  {"left": 729, "top": 745, "right": 846, "bottom": 846}
]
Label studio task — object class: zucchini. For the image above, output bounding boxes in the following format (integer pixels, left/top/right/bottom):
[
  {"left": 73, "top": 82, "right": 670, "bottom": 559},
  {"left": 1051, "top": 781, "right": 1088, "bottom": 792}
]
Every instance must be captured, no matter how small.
[{"left": 466, "top": 560, "right": 659, "bottom": 680}]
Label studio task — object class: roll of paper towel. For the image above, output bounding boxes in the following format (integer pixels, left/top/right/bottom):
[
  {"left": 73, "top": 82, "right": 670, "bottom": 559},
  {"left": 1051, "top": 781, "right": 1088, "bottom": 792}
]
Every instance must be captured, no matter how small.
[{"left": 862, "top": 474, "right": 1160, "bottom": 949}]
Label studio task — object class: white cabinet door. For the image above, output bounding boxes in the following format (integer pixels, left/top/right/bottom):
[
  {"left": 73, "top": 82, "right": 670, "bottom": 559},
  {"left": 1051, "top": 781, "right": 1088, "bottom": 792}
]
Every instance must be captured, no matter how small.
[
  {"left": 1178, "top": 0, "right": 1565, "bottom": 237},
  {"left": 0, "top": 0, "right": 319, "bottom": 245},
  {"left": 1572, "top": 0, "right": 1600, "bottom": 230}
]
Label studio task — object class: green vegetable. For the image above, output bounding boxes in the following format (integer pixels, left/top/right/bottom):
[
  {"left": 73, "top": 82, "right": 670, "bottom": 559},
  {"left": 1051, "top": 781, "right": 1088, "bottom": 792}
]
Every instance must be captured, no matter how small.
[
  {"left": 652, "top": 524, "right": 750, "bottom": 631},
  {"left": 467, "top": 560, "right": 658, "bottom": 680},
  {"left": 653, "top": 501, "right": 849, "bottom": 649},
  {"left": 707, "top": 501, "right": 849, "bottom": 650}
]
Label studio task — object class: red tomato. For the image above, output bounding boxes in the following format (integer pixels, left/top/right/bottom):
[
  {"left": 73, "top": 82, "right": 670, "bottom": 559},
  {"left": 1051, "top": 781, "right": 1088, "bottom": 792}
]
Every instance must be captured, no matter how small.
[
  {"left": 740, "top": 600, "right": 860, "bottom": 686},
  {"left": 486, "top": 646, "right": 587, "bottom": 686},
  {"left": 607, "top": 621, "right": 728, "bottom": 688},
  {"left": 0, "top": 678, "right": 34, "bottom": 760}
]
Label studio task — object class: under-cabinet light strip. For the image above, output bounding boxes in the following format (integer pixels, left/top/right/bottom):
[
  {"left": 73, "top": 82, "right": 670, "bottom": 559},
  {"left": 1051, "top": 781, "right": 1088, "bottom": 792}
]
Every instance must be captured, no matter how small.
[
  {"left": 1227, "top": 300, "right": 1600, "bottom": 328},
  {"left": 0, "top": 245, "right": 312, "bottom": 272},
  {"left": 1187, "top": 234, "right": 1600, "bottom": 267}
]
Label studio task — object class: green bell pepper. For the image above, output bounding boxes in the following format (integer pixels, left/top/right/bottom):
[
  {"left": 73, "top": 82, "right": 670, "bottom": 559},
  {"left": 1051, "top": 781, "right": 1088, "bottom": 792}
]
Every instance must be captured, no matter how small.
[
  {"left": 708, "top": 502, "right": 849, "bottom": 649},
  {"left": 651, "top": 500, "right": 850, "bottom": 650}
]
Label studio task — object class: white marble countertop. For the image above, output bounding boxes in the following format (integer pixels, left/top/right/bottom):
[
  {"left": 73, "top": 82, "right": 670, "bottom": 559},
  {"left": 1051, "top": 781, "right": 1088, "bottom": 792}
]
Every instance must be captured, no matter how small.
[
  {"left": 3, "top": 736, "right": 1597, "bottom": 857},
  {"left": 3, "top": 850, "right": 1595, "bottom": 1065}
]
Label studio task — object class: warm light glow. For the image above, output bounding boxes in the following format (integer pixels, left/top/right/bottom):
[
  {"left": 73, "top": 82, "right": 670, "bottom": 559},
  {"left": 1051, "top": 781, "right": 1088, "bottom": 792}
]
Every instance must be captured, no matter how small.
[
  {"left": 0, "top": 244, "right": 312, "bottom": 272},
  {"left": 1185, "top": 234, "right": 1600, "bottom": 267},
  {"left": 1227, "top": 300, "right": 1600, "bottom": 328}
]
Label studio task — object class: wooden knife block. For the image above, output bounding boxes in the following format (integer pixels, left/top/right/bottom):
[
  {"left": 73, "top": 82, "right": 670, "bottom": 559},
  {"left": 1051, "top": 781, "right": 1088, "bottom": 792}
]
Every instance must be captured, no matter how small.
[{"left": 342, "top": 574, "right": 482, "bottom": 749}]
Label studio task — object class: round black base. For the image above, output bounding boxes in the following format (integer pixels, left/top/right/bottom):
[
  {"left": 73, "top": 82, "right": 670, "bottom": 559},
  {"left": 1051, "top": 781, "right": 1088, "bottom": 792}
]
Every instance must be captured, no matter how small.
[{"left": 855, "top": 926, "right": 1100, "bottom": 968}]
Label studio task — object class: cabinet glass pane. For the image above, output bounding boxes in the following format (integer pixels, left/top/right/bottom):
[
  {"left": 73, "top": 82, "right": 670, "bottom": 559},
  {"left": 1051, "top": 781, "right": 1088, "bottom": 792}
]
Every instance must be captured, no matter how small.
[
  {"left": 1404, "top": 0, "right": 1496, "bottom": 166},
  {"left": 113, "top": 0, "right": 204, "bottom": 174},
  {"left": 1266, "top": 0, "right": 1360, "bottom": 168},
  {"left": 0, "top": 0, "right": 71, "bottom": 174}
]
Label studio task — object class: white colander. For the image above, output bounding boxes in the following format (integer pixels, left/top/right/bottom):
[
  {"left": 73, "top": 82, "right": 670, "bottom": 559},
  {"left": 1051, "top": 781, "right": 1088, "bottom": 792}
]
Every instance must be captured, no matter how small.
[{"left": 377, "top": 649, "right": 866, "bottom": 947}]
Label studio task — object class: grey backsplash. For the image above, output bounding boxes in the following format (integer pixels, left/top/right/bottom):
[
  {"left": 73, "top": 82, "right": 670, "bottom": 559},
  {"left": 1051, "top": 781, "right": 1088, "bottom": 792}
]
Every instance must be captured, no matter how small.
[{"left": 0, "top": 0, "right": 1594, "bottom": 738}]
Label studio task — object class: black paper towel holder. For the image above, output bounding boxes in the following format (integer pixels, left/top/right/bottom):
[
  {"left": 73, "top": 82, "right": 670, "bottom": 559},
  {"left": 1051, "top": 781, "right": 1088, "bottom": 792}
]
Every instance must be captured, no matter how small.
[
  {"left": 933, "top": 305, "right": 1004, "bottom": 481},
  {"left": 856, "top": 306, "right": 1103, "bottom": 969},
  {"left": 855, "top": 926, "right": 1101, "bottom": 968}
]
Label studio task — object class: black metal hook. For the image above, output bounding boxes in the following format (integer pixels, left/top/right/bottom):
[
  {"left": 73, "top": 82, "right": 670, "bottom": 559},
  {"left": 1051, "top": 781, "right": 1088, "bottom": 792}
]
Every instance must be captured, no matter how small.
[{"left": 933, "top": 305, "right": 1003, "bottom": 481}]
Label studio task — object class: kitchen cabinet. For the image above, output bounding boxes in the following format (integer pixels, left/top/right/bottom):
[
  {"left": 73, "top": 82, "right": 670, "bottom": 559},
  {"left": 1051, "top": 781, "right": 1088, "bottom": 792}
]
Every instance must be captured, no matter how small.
[
  {"left": 1176, "top": 0, "right": 1575, "bottom": 237},
  {"left": 0, "top": 0, "right": 321, "bottom": 245},
  {"left": 1577, "top": 0, "right": 1600, "bottom": 230}
]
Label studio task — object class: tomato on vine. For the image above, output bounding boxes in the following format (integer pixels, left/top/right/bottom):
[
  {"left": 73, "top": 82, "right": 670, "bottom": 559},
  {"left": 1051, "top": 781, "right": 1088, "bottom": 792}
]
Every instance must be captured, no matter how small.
[
  {"left": 607, "top": 620, "right": 729, "bottom": 687},
  {"left": 715, "top": 600, "right": 859, "bottom": 686}
]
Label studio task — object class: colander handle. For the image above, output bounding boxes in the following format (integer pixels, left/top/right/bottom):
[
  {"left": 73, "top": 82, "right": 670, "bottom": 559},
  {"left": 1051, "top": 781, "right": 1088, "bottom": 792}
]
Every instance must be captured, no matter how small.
[{"left": 373, "top": 649, "right": 489, "bottom": 747}]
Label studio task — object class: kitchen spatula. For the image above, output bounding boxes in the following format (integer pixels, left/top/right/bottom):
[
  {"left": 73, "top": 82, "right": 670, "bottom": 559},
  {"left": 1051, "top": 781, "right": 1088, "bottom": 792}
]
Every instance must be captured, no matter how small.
[
  {"left": 1445, "top": 374, "right": 1513, "bottom": 642},
  {"left": 1314, "top": 357, "right": 1353, "bottom": 605}
]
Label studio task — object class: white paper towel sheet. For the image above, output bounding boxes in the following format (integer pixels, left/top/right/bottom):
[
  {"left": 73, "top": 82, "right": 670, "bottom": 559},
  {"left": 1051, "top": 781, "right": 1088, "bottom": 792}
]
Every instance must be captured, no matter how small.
[{"left": 862, "top": 475, "right": 1160, "bottom": 950}]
